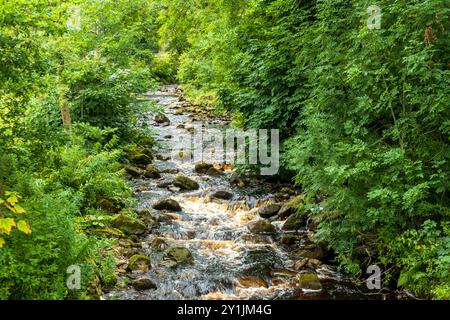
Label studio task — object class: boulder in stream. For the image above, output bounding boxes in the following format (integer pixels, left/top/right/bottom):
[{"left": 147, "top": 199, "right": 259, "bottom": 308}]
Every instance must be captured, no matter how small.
[
  {"left": 282, "top": 214, "right": 306, "bottom": 231},
  {"left": 297, "top": 272, "right": 322, "bottom": 291},
  {"left": 154, "top": 113, "right": 170, "bottom": 124},
  {"left": 132, "top": 277, "right": 157, "bottom": 291},
  {"left": 211, "top": 190, "right": 233, "bottom": 201},
  {"left": 258, "top": 204, "right": 281, "bottom": 219},
  {"left": 127, "top": 254, "right": 151, "bottom": 272},
  {"left": 163, "top": 247, "right": 194, "bottom": 267},
  {"left": 143, "top": 164, "right": 161, "bottom": 179},
  {"left": 152, "top": 198, "right": 182, "bottom": 212},
  {"left": 194, "top": 163, "right": 213, "bottom": 174},
  {"left": 247, "top": 219, "right": 276, "bottom": 235},
  {"left": 278, "top": 195, "right": 306, "bottom": 219},
  {"left": 111, "top": 214, "right": 147, "bottom": 235},
  {"left": 172, "top": 175, "right": 200, "bottom": 191}
]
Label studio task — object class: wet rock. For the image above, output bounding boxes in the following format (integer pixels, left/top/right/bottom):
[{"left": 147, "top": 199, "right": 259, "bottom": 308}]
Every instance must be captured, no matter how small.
[
  {"left": 270, "top": 268, "right": 298, "bottom": 278},
  {"left": 129, "top": 152, "right": 153, "bottom": 166},
  {"left": 163, "top": 135, "right": 173, "bottom": 139},
  {"left": 156, "top": 180, "right": 172, "bottom": 188},
  {"left": 278, "top": 195, "right": 306, "bottom": 219},
  {"left": 111, "top": 214, "right": 147, "bottom": 235},
  {"left": 211, "top": 190, "right": 233, "bottom": 201},
  {"left": 258, "top": 204, "right": 281, "bottom": 219},
  {"left": 149, "top": 238, "right": 168, "bottom": 251},
  {"left": 173, "top": 175, "right": 200, "bottom": 191},
  {"left": 234, "top": 276, "right": 268, "bottom": 289},
  {"left": 127, "top": 254, "right": 150, "bottom": 272},
  {"left": 281, "top": 234, "right": 300, "bottom": 246},
  {"left": 282, "top": 214, "right": 306, "bottom": 231},
  {"left": 163, "top": 247, "right": 194, "bottom": 266},
  {"left": 155, "top": 113, "right": 170, "bottom": 124},
  {"left": 143, "top": 164, "right": 161, "bottom": 179},
  {"left": 125, "top": 165, "right": 144, "bottom": 178},
  {"left": 308, "top": 259, "right": 322, "bottom": 267},
  {"left": 206, "top": 167, "right": 224, "bottom": 177},
  {"left": 176, "top": 124, "right": 185, "bottom": 129},
  {"left": 230, "top": 173, "right": 246, "bottom": 187},
  {"left": 240, "top": 247, "right": 282, "bottom": 277},
  {"left": 297, "top": 272, "right": 322, "bottom": 291},
  {"left": 292, "top": 244, "right": 325, "bottom": 260},
  {"left": 247, "top": 220, "right": 276, "bottom": 235},
  {"left": 174, "top": 109, "right": 184, "bottom": 115},
  {"left": 160, "top": 168, "right": 179, "bottom": 174},
  {"left": 132, "top": 277, "right": 157, "bottom": 291},
  {"left": 152, "top": 198, "right": 182, "bottom": 212},
  {"left": 294, "top": 258, "right": 309, "bottom": 271},
  {"left": 194, "top": 163, "right": 213, "bottom": 174}
]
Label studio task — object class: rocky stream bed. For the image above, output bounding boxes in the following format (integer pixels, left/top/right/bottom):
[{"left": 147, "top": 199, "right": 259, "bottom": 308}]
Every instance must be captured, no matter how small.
[{"left": 103, "top": 85, "right": 382, "bottom": 300}]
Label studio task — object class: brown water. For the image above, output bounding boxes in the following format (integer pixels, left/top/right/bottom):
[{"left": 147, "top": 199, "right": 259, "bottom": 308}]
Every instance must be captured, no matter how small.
[{"left": 105, "top": 85, "right": 379, "bottom": 300}]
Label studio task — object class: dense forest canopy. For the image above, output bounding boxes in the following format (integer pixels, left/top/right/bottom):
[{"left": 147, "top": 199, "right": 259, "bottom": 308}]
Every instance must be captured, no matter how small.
[{"left": 0, "top": 0, "right": 448, "bottom": 299}]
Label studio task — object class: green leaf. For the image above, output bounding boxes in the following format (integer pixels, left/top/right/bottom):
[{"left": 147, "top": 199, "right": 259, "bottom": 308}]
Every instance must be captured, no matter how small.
[
  {"left": 16, "top": 220, "right": 32, "bottom": 235},
  {"left": 0, "top": 218, "right": 16, "bottom": 235}
]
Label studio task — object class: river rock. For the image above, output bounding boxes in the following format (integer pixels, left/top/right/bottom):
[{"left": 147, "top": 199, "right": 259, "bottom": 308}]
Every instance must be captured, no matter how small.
[
  {"left": 282, "top": 214, "right": 306, "bottom": 231},
  {"left": 194, "top": 163, "right": 213, "bottom": 174},
  {"left": 143, "top": 164, "right": 161, "bottom": 179},
  {"left": 211, "top": 190, "right": 233, "bottom": 200},
  {"left": 206, "top": 167, "right": 224, "bottom": 177},
  {"left": 247, "top": 220, "right": 276, "bottom": 235},
  {"left": 292, "top": 244, "right": 325, "bottom": 260},
  {"left": 294, "top": 258, "right": 309, "bottom": 271},
  {"left": 127, "top": 254, "right": 150, "bottom": 272},
  {"left": 258, "top": 204, "right": 281, "bottom": 219},
  {"left": 132, "top": 277, "right": 157, "bottom": 291},
  {"left": 111, "top": 214, "right": 147, "bottom": 235},
  {"left": 230, "top": 173, "right": 245, "bottom": 187},
  {"left": 234, "top": 276, "right": 268, "bottom": 288},
  {"left": 297, "top": 272, "right": 322, "bottom": 291},
  {"left": 281, "top": 234, "right": 300, "bottom": 246},
  {"left": 163, "top": 247, "right": 194, "bottom": 266},
  {"left": 278, "top": 195, "right": 306, "bottom": 219},
  {"left": 152, "top": 198, "right": 182, "bottom": 212},
  {"left": 125, "top": 165, "right": 144, "bottom": 178},
  {"left": 155, "top": 113, "right": 170, "bottom": 124},
  {"left": 149, "top": 238, "right": 168, "bottom": 251},
  {"left": 173, "top": 175, "right": 200, "bottom": 191}
]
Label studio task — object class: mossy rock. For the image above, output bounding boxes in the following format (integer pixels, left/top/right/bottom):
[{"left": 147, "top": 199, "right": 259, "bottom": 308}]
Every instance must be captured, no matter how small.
[
  {"left": 96, "top": 198, "right": 122, "bottom": 214},
  {"left": 125, "top": 165, "right": 144, "bottom": 178},
  {"left": 282, "top": 214, "right": 306, "bottom": 231},
  {"left": 278, "top": 195, "right": 306, "bottom": 219},
  {"left": 155, "top": 113, "right": 170, "bottom": 124},
  {"left": 210, "top": 190, "right": 233, "bottom": 200},
  {"left": 194, "top": 163, "right": 213, "bottom": 174},
  {"left": 247, "top": 220, "right": 276, "bottom": 235},
  {"left": 206, "top": 167, "right": 224, "bottom": 177},
  {"left": 127, "top": 254, "right": 150, "bottom": 272},
  {"left": 144, "top": 164, "right": 161, "bottom": 179},
  {"left": 297, "top": 272, "right": 322, "bottom": 291},
  {"left": 172, "top": 175, "right": 200, "bottom": 191},
  {"left": 164, "top": 247, "right": 194, "bottom": 266},
  {"left": 111, "top": 214, "right": 147, "bottom": 235}
]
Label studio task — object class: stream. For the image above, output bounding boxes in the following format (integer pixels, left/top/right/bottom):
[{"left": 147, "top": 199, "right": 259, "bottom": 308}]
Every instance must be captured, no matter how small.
[{"left": 104, "top": 85, "right": 379, "bottom": 300}]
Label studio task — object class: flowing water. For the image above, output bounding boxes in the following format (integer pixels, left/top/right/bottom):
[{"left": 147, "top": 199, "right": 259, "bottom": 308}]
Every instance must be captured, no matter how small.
[{"left": 105, "top": 85, "right": 379, "bottom": 300}]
